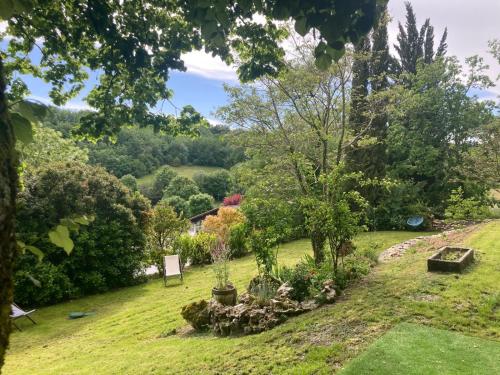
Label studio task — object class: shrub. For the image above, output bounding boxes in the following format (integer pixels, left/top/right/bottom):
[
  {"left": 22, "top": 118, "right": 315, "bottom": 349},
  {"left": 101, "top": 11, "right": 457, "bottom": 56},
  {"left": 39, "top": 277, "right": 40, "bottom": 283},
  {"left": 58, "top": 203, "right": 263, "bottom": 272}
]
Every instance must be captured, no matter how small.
[
  {"left": 202, "top": 206, "right": 245, "bottom": 241},
  {"left": 13, "top": 262, "right": 76, "bottom": 307},
  {"left": 279, "top": 263, "right": 313, "bottom": 302},
  {"left": 223, "top": 193, "right": 242, "bottom": 206},
  {"left": 278, "top": 252, "right": 372, "bottom": 301},
  {"left": 333, "top": 255, "right": 372, "bottom": 290},
  {"left": 174, "top": 232, "right": 216, "bottom": 265},
  {"left": 174, "top": 234, "right": 194, "bottom": 266},
  {"left": 248, "top": 229, "right": 278, "bottom": 276},
  {"left": 228, "top": 223, "right": 247, "bottom": 258},
  {"left": 247, "top": 274, "right": 281, "bottom": 305},
  {"left": 278, "top": 254, "right": 335, "bottom": 302},
  {"left": 445, "top": 187, "right": 490, "bottom": 220},
  {"left": 120, "top": 174, "right": 138, "bottom": 192},
  {"left": 162, "top": 195, "right": 190, "bottom": 217},
  {"left": 188, "top": 193, "right": 214, "bottom": 216},
  {"left": 371, "top": 179, "right": 428, "bottom": 230},
  {"left": 193, "top": 170, "right": 231, "bottom": 201},
  {"left": 164, "top": 176, "right": 200, "bottom": 200},
  {"left": 15, "top": 162, "right": 150, "bottom": 306}
]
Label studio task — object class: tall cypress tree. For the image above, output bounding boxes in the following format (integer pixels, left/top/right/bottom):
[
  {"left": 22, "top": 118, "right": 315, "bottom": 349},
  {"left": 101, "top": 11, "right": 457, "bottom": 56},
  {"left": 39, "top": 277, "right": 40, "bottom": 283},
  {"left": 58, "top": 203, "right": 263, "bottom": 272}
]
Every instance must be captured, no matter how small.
[
  {"left": 394, "top": 2, "right": 420, "bottom": 74},
  {"left": 349, "top": 36, "right": 371, "bottom": 135},
  {"left": 436, "top": 28, "right": 448, "bottom": 57},
  {"left": 347, "top": 7, "right": 391, "bottom": 179},
  {"left": 394, "top": 2, "right": 447, "bottom": 75},
  {"left": 346, "top": 35, "right": 371, "bottom": 172},
  {"left": 423, "top": 21, "right": 435, "bottom": 64},
  {"left": 366, "top": 8, "right": 390, "bottom": 178},
  {"left": 371, "top": 10, "right": 390, "bottom": 92}
]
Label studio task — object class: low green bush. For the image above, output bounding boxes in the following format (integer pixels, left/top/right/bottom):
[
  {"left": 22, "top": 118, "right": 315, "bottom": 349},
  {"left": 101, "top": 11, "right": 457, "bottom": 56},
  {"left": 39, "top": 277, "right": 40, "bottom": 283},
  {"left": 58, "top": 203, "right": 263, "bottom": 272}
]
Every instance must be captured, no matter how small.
[
  {"left": 279, "top": 263, "right": 313, "bottom": 302},
  {"left": 14, "top": 262, "right": 76, "bottom": 306},
  {"left": 445, "top": 187, "right": 490, "bottom": 220},
  {"left": 334, "top": 255, "right": 373, "bottom": 290},
  {"left": 228, "top": 223, "right": 247, "bottom": 258},
  {"left": 279, "top": 251, "right": 376, "bottom": 301},
  {"left": 175, "top": 232, "right": 216, "bottom": 265},
  {"left": 371, "top": 180, "right": 429, "bottom": 230}
]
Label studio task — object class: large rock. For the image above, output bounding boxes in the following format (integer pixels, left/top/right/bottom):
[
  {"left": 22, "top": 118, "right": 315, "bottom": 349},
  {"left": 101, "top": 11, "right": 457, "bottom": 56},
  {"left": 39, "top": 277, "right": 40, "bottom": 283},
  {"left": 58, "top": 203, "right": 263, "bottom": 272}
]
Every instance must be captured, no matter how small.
[
  {"left": 181, "top": 300, "right": 210, "bottom": 331},
  {"left": 317, "top": 279, "right": 336, "bottom": 303},
  {"left": 275, "top": 282, "right": 294, "bottom": 299}
]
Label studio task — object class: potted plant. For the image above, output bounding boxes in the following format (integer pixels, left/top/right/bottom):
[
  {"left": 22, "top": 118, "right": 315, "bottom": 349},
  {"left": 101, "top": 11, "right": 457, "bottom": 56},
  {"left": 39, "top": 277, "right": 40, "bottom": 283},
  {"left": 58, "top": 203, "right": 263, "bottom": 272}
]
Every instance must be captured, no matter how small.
[{"left": 211, "top": 240, "right": 237, "bottom": 305}]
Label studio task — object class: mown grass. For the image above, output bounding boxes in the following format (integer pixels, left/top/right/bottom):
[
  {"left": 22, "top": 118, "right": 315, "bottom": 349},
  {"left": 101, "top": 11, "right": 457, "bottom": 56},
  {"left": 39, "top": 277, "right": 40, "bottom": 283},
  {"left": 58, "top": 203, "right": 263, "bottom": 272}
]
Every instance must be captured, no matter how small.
[
  {"left": 137, "top": 164, "right": 226, "bottom": 188},
  {"left": 340, "top": 323, "right": 500, "bottom": 375},
  {"left": 4, "top": 225, "right": 499, "bottom": 374}
]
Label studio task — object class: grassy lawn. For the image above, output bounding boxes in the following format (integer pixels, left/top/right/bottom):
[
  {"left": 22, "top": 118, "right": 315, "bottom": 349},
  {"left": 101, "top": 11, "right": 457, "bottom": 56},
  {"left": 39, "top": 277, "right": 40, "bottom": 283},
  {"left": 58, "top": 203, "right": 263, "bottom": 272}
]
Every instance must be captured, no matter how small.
[
  {"left": 137, "top": 165, "right": 226, "bottom": 187},
  {"left": 4, "top": 224, "right": 499, "bottom": 374},
  {"left": 340, "top": 323, "right": 500, "bottom": 375}
]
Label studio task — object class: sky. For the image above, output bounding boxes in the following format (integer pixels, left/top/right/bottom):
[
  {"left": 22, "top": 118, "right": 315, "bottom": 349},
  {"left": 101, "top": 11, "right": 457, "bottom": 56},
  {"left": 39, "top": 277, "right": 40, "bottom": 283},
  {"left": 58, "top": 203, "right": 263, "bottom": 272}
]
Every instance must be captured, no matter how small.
[{"left": 3, "top": 0, "right": 500, "bottom": 123}]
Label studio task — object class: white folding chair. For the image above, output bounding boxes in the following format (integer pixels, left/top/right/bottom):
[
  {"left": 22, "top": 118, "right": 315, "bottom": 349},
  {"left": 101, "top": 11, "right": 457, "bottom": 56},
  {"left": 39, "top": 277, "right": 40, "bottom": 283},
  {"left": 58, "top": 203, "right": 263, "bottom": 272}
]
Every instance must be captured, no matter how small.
[
  {"left": 163, "top": 255, "right": 183, "bottom": 286},
  {"left": 10, "top": 303, "right": 36, "bottom": 331}
]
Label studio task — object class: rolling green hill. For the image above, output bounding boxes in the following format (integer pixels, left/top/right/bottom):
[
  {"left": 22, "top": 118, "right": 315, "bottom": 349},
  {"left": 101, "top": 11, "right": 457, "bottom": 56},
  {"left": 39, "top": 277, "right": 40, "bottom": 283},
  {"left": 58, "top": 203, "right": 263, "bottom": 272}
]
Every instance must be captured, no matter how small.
[{"left": 137, "top": 165, "right": 226, "bottom": 188}]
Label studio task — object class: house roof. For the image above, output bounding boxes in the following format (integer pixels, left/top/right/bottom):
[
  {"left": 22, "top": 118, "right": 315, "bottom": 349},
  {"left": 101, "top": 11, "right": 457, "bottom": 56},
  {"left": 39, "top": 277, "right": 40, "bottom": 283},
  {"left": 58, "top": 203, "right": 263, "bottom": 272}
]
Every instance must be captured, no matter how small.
[
  {"left": 189, "top": 207, "right": 219, "bottom": 223},
  {"left": 188, "top": 204, "right": 241, "bottom": 223}
]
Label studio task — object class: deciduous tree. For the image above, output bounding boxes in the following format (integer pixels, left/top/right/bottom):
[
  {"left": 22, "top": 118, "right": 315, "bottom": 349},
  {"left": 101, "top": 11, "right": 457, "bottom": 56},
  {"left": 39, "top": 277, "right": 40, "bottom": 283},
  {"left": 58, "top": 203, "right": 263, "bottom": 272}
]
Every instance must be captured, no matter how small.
[{"left": 146, "top": 202, "right": 189, "bottom": 276}]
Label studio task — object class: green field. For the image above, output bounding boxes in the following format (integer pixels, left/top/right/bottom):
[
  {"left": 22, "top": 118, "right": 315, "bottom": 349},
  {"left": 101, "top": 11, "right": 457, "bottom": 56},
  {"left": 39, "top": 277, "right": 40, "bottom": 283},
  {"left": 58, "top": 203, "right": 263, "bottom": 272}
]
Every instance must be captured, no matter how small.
[
  {"left": 137, "top": 165, "right": 226, "bottom": 187},
  {"left": 340, "top": 323, "right": 500, "bottom": 375},
  {"left": 5, "top": 223, "right": 499, "bottom": 374}
]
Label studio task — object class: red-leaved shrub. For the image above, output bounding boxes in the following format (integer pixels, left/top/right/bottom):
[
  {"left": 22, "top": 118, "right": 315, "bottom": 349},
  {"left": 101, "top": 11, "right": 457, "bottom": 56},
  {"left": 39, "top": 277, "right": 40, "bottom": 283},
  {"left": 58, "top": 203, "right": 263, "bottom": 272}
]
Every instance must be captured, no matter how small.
[{"left": 223, "top": 194, "right": 242, "bottom": 206}]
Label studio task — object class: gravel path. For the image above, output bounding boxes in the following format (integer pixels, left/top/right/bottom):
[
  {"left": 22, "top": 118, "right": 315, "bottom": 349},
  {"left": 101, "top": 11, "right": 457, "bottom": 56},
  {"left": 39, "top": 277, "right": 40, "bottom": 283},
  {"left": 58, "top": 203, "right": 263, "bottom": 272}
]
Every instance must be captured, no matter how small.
[{"left": 377, "top": 227, "right": 475, "bottom": 263}]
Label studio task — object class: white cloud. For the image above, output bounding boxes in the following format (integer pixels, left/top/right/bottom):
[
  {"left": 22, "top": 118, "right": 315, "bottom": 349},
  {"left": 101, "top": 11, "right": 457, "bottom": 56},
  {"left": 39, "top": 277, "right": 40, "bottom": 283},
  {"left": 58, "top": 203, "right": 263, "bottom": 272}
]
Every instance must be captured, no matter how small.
[
  {"left": 387, "top": 0, "right": 500, "bottom": 96},
  {"left": 181, "top": 50, "right": 238, "bottom": 81},
  {"left": 61, "top": 101, "right": 94, "bottom": 111},
  {"left": 206, "top": 117, "right": 223, "bottom": 126},
  {"left": 27, "top": 95, "right": 93, "bottom": 111}
]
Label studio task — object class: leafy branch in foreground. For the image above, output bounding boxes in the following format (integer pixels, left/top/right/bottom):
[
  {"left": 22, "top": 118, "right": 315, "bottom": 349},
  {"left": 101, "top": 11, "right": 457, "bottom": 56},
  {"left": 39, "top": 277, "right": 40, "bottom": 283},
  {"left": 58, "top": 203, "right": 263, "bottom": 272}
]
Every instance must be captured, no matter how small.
[{"left": 17, "top": 215, "right": 94, "bottom": 260}]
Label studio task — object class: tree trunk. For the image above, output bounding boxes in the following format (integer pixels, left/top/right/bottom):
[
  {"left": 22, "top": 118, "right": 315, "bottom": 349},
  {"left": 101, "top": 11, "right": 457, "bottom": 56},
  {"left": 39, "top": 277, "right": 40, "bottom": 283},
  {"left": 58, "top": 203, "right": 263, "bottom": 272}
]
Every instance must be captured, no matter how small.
[
  {"left": 310, "top": 230, "right": 326, "bottom": 265},
  {"left": 0, "top": 54, "right": 18, "bottom": 369}
]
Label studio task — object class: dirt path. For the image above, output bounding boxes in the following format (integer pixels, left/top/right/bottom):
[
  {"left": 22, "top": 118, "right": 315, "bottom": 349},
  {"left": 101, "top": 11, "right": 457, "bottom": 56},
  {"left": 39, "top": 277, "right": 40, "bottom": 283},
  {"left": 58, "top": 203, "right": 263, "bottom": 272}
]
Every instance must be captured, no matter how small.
[{"left": 378, "top": 224, "right": 481, "bottom": 262}]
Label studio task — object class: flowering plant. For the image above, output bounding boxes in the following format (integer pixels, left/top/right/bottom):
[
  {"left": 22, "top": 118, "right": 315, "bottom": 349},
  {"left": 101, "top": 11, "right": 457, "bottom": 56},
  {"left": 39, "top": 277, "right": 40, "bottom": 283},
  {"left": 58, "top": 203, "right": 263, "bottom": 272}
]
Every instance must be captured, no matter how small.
[{"left": 211, "top": 240, "right": 231, "bottom": 290}]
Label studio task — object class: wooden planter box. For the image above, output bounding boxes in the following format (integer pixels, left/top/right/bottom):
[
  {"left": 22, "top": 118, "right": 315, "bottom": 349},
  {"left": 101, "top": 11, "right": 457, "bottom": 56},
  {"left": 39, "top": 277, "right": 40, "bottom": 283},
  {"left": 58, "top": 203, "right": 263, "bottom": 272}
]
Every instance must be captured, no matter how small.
[{"left": 427, "top": 247, "right": 474, "bottom": 273}]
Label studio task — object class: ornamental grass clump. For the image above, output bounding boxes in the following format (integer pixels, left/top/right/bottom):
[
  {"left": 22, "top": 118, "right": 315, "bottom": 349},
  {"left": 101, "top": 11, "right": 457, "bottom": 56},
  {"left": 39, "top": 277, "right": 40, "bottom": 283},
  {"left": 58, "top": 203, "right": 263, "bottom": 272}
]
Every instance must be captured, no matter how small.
[{"left": 211, "top": 240, "right": 231, "bottom": 290}]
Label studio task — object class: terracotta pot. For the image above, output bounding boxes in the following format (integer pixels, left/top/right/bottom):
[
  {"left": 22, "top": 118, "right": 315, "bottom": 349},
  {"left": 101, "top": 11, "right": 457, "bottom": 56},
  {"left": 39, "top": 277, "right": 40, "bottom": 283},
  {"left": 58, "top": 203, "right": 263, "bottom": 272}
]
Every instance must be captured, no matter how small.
[{"left": 212, "top": 284, "right": 237, "bottom": 306}]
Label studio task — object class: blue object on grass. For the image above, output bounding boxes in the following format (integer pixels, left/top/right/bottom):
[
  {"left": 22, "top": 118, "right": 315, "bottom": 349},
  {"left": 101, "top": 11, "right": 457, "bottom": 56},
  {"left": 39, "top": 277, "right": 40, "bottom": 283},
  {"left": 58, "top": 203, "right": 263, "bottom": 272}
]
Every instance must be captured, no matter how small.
[
  {"left": 407, "top": 216, "right": 424, "bottom": 227},
  {"left": 68, "top": 312, "right": 94, "bottom": 319}
]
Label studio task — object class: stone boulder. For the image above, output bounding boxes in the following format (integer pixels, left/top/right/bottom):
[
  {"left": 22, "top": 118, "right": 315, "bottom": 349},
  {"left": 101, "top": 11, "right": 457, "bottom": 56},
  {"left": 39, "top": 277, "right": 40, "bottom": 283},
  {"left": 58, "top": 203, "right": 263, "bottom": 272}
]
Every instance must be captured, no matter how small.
[
  {"left": 317, "top": 279, "right": 336, "bottom": 303},
  {"left": 180, "top": 299, "right": 210, "bottom": 331}
]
